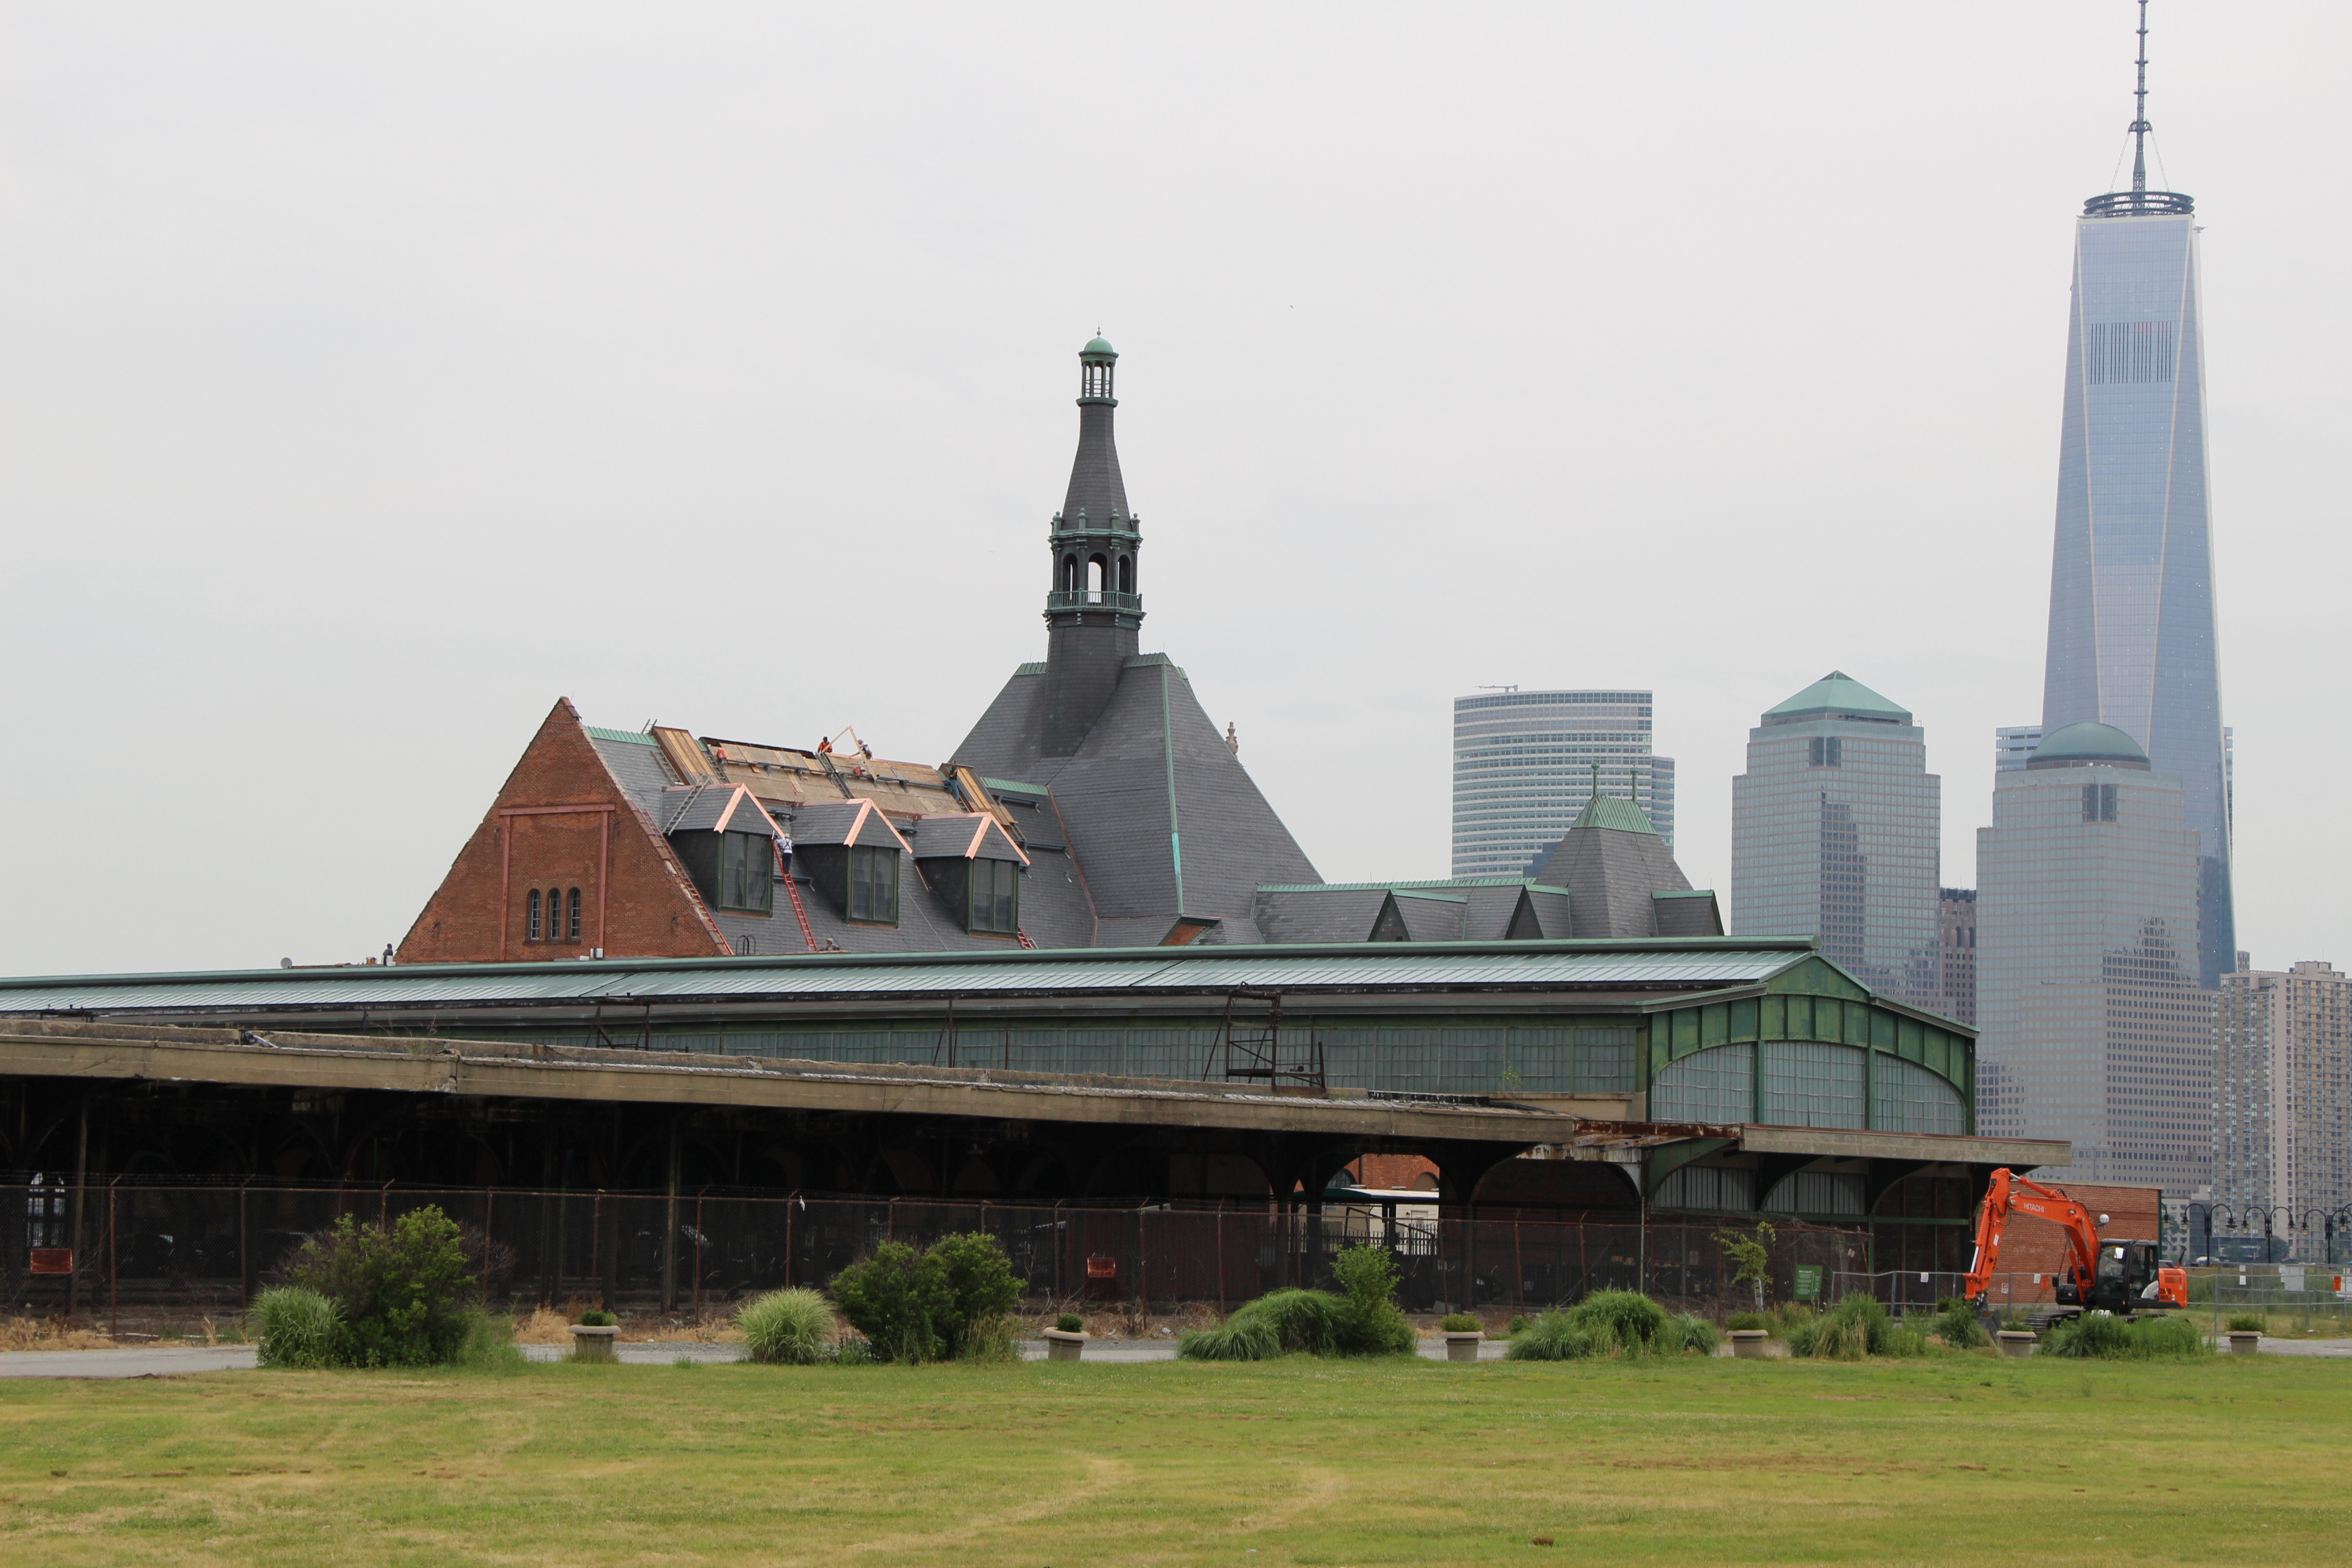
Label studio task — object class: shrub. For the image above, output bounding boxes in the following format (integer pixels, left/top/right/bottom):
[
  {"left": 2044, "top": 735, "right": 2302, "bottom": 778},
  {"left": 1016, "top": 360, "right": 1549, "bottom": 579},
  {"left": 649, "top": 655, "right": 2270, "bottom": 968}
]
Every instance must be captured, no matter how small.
[
  {"left": 832, "top": 1337, "right": 875, "bottom": 1366},
  {"left": 2043, "top": 1311, "right": 2209, "bottom": 1360},
  {"left": 1178, "top": 1311, "right": 1283, "bottom": 1361},
  {"left": 1504, "top": 1312, "right": 1605, "bottom": 1361},
  {"left": 830, "top": 1242, "right": 953, "bottom": 1364},
  {"left": 739, "top": 1288, "right": 837, "bottom": 1365},
  {"left": 928, "top": 1232, "right": 1023, "bottom": 1360},
  {"left": 1506, "top": 1314, "right": 1531, "bottom": 1336},
  {"left": 1936, "top": 1298, "right": 1987, "bottom": 1350},
  {"left": 1439, "top": 1313, "right": 1482, "bottom": 1333},
  {"left": 1054, "top": 1313, "right": 1085, "bottom": 1334},
  {"left": 1329, "top": 1245, "right": 1416, "bottom": 1355},
  {"left": 2225, "top": 1313, "right": 2268, "bottom": 1334},
  {"left": 278, "top": 1207, "right": 475, "bottom": 1367},
  {"left": 255, "top": 1286, "right": 342, "bottom": 1369},
  {"left": 1668, "top": 1312, "right": 1720, "bottom": 1355},
  {"left": 577, "top": 1309, "right": 616, "bottom": 1328},
  {"left": 1725, "top": 1311, "right": 1766, "bottom": 1333}
]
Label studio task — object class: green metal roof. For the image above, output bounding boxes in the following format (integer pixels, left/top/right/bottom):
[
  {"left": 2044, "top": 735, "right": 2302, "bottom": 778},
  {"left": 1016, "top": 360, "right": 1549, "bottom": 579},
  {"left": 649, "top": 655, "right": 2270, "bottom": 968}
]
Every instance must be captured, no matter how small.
[
  {"left": 2027, "top": 721, "right": 2149, "bottom": 768},
  {"left": 0, "top": 938, "right": 1833, "bottom": 1016},
  {"left": 980, "top": 777, "right": 1048, "bottom": 798},
  {"left": 1761, "top": 670, "right": 1912, "bottom": 727},
  {"left": 584, "top": 726, "right": 657, "bottom": 747},
  {"left": 1571, "top": 794, "right": 1659, "bottom": 836},
  {"left": 1081, "top": 336, "right": 1117, "bottom": 358}
]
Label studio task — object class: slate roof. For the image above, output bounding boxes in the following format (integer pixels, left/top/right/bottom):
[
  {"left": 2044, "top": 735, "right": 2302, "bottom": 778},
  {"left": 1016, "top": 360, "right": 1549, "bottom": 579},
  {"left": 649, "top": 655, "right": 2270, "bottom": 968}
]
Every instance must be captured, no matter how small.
[
  {"left": 1528, "top": 803, "right": 1722, "bottom": 939},
  {"left": 661, "top": 784, "right": 775, "bottom": 836},
  {"left": 953, "top": 653, "right": 1320, "bottom": 934}
]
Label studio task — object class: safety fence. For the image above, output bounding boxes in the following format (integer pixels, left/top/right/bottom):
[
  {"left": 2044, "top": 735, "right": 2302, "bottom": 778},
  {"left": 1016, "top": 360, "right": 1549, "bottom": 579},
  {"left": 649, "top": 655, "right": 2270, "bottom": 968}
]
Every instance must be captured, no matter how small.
[
  {"left": 2197, "top": 1262, "right": 2352, "bottom": 1335},
  {"left": 1831, "top": 1269, "right": 2067, "bottom": 1313},
  {"left": 4, "top": 1175, "right": 1868, "bottom": 1326}
]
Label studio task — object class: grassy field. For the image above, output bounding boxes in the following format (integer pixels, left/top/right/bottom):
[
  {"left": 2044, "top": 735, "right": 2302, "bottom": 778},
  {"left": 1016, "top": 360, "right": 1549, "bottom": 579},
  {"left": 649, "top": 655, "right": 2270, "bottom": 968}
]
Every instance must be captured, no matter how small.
[{"left": 2, "top": 1353, "right": 2347, "bottom": 1566}]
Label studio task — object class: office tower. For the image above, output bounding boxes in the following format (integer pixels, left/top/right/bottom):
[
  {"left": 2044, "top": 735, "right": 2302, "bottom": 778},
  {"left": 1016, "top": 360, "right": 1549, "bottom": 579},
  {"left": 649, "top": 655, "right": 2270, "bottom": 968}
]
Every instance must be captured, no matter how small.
[
  {"left": 2037, "top": 5, "right": 2234, "bottom": 985},
  {"left": 1976, "top": 722, "right": 2210, "bottom": 1192},
  {"left": 1451, "top": 690, "right": 1675, "bottom": 878},
  {"left": 1729, "top": 672, "right": 1940, "bottom": 1009},
  {"left": 2215, "top": 961, "right": 2352, "bottom": 1233},
  {"left": 1994, "top": 727, "right": 2042, "bottom": 774},
  {"left": 1938, "top": 888, "right": 1977, "bottom": 1027}
]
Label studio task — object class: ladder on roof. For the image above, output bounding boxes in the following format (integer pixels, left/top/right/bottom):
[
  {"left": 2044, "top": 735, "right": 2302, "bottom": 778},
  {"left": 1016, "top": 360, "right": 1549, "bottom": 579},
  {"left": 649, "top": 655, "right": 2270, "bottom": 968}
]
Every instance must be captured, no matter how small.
[
  {"left": 1015, "top": 928, "right": 1036, "bottom": 949},
  {"left": 775, "top": 840, "right": 819, "bottom": 953}
]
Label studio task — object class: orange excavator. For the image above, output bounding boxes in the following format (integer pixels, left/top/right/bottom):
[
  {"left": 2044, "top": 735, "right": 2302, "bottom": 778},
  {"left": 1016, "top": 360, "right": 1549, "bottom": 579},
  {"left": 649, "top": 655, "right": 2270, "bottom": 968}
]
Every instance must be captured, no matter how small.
[{"left": 1963, "top": 1167, "right": 2187, "bottom": 1330}]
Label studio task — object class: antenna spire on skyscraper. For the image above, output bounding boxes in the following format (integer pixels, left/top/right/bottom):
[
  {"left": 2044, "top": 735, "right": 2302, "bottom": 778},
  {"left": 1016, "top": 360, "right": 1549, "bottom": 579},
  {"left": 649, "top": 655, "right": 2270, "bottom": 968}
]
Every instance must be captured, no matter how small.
[
  {"left": 2129, "top": 0, "right": 2153, "bottom": 195},
  {"left": 2082, "top": 0, "right": 2190, "bottom": 218}
]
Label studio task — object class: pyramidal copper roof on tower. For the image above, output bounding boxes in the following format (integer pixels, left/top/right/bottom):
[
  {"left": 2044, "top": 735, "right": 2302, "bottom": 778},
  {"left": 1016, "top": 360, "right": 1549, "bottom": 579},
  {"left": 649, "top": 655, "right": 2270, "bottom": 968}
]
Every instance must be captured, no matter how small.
[{"left": 1761, "top": 671, "right": 1912, "bottom": 727}]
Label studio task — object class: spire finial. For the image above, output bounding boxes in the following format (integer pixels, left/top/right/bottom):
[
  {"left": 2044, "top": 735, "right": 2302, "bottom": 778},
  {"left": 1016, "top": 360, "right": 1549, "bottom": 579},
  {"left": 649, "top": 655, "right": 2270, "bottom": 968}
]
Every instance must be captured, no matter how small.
[{"left": 2129, "top": 0, "right": 2152, "bottom": 195}]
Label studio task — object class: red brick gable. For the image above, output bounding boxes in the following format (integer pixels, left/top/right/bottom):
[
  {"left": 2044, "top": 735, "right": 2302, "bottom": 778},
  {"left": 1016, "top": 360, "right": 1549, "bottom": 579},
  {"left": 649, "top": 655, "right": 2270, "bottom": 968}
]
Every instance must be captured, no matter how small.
[{"left": 397, "top": 698, "right": 730, "bottom": 963}]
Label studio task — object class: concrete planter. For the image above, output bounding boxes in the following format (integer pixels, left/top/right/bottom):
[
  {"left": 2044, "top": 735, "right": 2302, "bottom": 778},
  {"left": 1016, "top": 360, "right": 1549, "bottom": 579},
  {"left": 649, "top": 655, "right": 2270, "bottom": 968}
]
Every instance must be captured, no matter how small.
[
  {"left": 1042, "top": 1327, "right": 1088, "bottom": 1362},
  {"left": 1729, "top": 1329, "right": 1769, "bottom": 1359},
  {"left": 570, "top": 1324, "right": 619, "bottom": 1364},
  {"left": 2227, "top": 1331, "right": 2261, "bottom": 1356},
  {"left": 1442, "top": 1331, "right": 1483, "bottom": 1362},
  {"left": 1995, "top": 1330, "right": 2037, "bottom": 1359}
]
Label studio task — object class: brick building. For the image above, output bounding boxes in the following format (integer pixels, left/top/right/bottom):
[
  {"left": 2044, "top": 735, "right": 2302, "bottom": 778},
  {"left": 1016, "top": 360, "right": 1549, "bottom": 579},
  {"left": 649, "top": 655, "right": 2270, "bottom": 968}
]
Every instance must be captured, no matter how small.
[{"left": 399, "top": 338, "right": 1716, "bottom": 964}]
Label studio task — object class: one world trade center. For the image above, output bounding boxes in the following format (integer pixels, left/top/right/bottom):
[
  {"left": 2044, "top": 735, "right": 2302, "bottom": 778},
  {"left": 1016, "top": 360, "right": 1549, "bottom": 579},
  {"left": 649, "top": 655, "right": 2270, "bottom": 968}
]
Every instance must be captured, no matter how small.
[{"left": 2040, "top": 2, "right": 2232, "bottom": 986}]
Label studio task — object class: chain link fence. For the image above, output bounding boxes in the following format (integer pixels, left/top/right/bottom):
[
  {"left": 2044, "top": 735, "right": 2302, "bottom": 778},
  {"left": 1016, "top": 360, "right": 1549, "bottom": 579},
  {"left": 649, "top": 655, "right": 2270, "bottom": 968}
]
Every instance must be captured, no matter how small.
[{"left": 5, "top": 1175, "right": 1872, "bottom": 1327}]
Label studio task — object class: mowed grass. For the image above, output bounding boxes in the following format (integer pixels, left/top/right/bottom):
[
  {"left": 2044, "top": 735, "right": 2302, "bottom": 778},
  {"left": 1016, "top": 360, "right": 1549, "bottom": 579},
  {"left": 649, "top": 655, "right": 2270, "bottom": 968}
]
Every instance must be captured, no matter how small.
[{"left": 2, "top": 1353, "right": 2348, "bottom": 1565}]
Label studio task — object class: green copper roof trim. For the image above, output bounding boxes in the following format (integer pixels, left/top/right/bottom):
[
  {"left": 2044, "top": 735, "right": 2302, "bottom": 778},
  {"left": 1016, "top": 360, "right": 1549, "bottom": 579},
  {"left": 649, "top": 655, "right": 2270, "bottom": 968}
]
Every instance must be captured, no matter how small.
[
  {"left": 1081, "top": 336, "right": 1117, "bottom": 358},
  {"left": 979, "top": 777, "right": 1048, "bottom": 798},
  {"left": 1571, "top": 794, "right": 1659, "bottom": 836},
  {"left": 1651, "top": 889, "right": 1718, "bottom": 900},
  {"left": 1013, "top": 662, "right": 1047, "bottom": 676},
  {"left": 1390, "top": 889, "right": 1471, "bottom": 905},
  {"left": 583, "top": 726, "right": 659, "bottom": 747},
  {"left": 1761, "top": 670, "right": 1912, "bottom": 725}
]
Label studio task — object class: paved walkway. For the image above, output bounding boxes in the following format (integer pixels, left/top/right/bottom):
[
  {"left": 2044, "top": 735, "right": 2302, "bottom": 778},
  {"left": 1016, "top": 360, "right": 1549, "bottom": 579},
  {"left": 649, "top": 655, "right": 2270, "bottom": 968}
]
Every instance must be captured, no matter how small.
[{"left": 0, "top": 1345, "right": 259, "bottom": 1378}]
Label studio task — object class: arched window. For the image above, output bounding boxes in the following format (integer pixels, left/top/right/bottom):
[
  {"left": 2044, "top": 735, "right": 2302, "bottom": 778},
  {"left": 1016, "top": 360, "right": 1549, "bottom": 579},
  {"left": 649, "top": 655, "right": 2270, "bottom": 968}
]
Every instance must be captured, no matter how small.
[
  {"left": 1087, "top": 555, "right": 1107, "bottom": 594},
  {"left": 567, "top": 887, "right": 583, "bottom": 943},
  {"left": 1061, "top": 554, "right": 1079, "bottom": 591},
  {"left": 527, "top": 888, "right": 543, "bottom": 943},
  {"left": 1117, "top": 555, "right": 1133, "bottom": 593}
]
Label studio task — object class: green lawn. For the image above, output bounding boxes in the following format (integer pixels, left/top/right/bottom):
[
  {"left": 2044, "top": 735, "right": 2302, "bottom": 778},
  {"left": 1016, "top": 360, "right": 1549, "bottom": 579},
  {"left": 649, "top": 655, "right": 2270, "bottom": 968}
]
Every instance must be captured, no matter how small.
[{"left": 2, "top": 1354, "right": 2346, "bottom": 1565}]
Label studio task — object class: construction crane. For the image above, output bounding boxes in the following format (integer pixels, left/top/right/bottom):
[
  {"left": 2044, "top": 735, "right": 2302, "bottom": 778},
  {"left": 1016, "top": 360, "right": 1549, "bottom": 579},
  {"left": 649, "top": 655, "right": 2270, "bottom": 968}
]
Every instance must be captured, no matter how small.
[{"left": 1963, "top": 1167, "right": 2187, "bottom": 1330}]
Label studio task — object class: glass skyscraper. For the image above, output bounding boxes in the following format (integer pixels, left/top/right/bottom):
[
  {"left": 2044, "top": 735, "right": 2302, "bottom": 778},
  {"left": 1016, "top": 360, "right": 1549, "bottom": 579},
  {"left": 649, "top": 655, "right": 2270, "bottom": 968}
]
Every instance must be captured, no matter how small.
[
  {"left": 1729, "top": 672, "right": 1941, "bottom": 1012},
  {"left": 1976, "top": 723, "right": 2210, "bottom": 1194},
  {"left": 1451, "top": 690, "right": 1673, "bottom": 879},
  {"left": 2039, "top": 96, "right": 2232, "bottom": 986}
]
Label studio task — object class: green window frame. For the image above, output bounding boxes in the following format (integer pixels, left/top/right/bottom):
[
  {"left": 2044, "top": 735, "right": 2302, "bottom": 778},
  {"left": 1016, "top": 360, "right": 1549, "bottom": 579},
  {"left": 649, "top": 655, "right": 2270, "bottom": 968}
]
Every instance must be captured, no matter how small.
[
  {"left": 717, "top": 832, "right": 774, "bottom": 913},
  {"left": 849, "top": 846, "right": 899, "bottom": 924},
  {"left": 969, "top": 858, "right": 1019, "bottom": 934}
]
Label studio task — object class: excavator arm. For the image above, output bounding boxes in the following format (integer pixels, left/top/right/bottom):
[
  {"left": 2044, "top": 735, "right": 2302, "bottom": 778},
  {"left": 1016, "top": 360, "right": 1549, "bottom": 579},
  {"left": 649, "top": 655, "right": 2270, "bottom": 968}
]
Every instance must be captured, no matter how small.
[{"left": 1964, "top": 1167, "right": 2104, "bottom": 1307}]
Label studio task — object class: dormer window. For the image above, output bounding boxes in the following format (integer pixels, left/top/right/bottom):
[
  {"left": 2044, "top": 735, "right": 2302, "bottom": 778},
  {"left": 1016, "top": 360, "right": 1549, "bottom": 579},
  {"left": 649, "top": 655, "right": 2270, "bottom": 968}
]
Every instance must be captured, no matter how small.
[
  {"left": 849, "top": 846, "right": 899, "bottom": 924},
  {"left": 970, "top": 859, "right": 1019, "bottom": 934},
  {"left": 717, "top": 831, "right": 773, "bottom": 913}
]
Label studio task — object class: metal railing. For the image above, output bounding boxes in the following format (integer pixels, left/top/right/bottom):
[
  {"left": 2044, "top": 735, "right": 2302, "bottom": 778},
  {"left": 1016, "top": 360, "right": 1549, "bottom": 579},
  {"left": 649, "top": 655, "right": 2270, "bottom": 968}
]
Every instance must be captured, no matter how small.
[{"left": 1044, "top": 589, "right": 1142, "bottom": 613}]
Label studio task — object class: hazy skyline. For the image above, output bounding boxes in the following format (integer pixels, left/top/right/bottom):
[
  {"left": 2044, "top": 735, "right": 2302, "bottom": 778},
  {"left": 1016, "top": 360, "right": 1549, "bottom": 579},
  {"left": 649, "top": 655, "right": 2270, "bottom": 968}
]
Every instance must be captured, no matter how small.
[{"left": 3, "top": 3, "right": 2347, "bottom": 977}]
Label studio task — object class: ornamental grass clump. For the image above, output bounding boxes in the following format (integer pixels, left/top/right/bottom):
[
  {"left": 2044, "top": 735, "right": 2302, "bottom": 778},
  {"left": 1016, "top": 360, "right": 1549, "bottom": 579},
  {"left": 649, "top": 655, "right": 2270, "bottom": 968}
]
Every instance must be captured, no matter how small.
[
  {"left": 738, "top": 1288, "right": 837, "bottom": 1365},
  {"left": 1177, "top": 1245, "right": 1414, "bottom": 1361},
  {"left": 1667, "top": 1311, "right": 1719, "bottom": 1355},
  {"left": 254, "top": 1286, "right": 341, "bottom": 1369},
  {"left": 1503, "top": 1312, "right": 1605, "bottom": 1361},
  {"left": 2042, "top": 1310, "right": 2209, "bottom": 1360},
  {"left": 1784, "top": 1292, "right": 1923, "bottom": 1360},
  {"left": 2225, "top": 1313, "right": 2268, "bottom": 1334},
  {"left": 1439, "top": 1313, "right": 1482, "bottom": 1333}
]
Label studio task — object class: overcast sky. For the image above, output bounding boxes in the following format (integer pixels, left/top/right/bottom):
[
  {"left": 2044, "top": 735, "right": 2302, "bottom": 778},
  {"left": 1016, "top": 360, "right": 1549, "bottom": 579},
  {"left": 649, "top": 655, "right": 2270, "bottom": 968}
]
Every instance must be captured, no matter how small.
[{"left": 3, "top": 3, "right": 2346, "bottom": 978}]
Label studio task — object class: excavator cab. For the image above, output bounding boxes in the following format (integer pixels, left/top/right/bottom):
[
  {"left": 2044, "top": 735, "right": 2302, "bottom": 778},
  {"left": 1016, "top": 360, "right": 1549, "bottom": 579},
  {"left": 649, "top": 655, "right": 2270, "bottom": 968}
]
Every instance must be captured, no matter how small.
[{"left": 2065, "top": 1239, "right": 2183, "bottom": 1314}]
